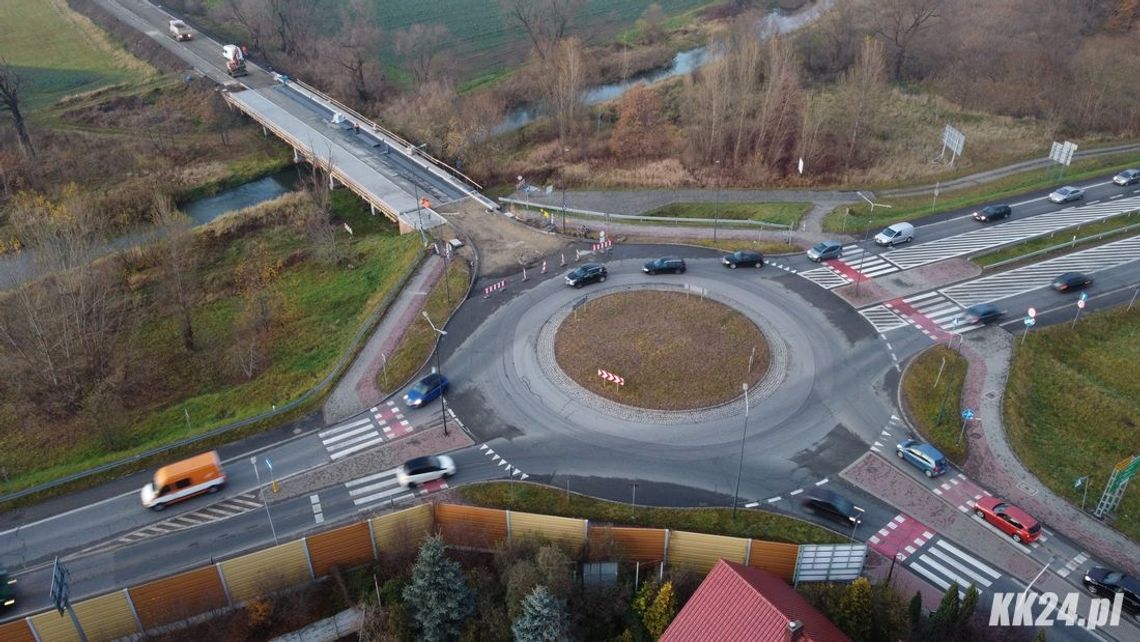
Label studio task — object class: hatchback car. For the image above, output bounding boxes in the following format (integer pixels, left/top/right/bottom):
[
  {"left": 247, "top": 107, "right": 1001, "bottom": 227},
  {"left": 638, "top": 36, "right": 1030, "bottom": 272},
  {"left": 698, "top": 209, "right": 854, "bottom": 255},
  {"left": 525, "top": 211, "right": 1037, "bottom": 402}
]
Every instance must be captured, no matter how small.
[
  {"left": 802, "top": 489, "right": 864, "bottom": 526},
  {"left": 1052, "top": 272, "right": 1092, "bottom": 292},
  {"left": 896, "top": 439, "right": 948, "bottom": 478},
  {"left": 396, "top": 455, "right": 456, "bottom": 488},
  {"left": 404, "top": 373, "right": 448, "bottom": 408},
  {"left": 565, "top": 263, "right": 607, "bottom": 287},
  {"left": 0, "top": 569, "right": 14, "bottom": 609},
  {"left": 963, "top": 303, "right": 1003, "bottom": 325},
  {"left": 1112, "top": 169, "right": 1140, "bottom": 186},
  {"left": 1048, "top": 186, "right": 1084, "bottom": 203},
  {"left": 807, "top": 241, "right": 843, "bottom": 262},
  {"left": 973, "top": 204, "right": 1011, "bottom": 223},
  {"left": 974, "top": 496, "right": 1041, "bottom": 544},
  {"left": 642, "top": 257, "right": 686, "bottom": 275},
  {"left": 722, "top": 250, "right": 764, "bottom": 269},
  {"left": 1083, "top": 568, "right": 1140, "bottom": 622}
]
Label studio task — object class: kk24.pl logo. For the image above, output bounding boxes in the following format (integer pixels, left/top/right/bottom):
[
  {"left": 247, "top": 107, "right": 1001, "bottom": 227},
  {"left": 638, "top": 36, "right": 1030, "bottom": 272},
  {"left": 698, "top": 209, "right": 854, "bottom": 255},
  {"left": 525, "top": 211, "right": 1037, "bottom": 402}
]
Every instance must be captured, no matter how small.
[{"left": 989, "top": 591, "right": 1124, "bottom": 630}]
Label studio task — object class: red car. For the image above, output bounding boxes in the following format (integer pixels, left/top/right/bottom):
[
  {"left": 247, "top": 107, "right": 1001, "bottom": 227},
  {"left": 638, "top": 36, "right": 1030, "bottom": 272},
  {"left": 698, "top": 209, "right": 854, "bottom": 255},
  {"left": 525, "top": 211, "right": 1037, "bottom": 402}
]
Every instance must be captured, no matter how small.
[{"left": 974, "top": 496, "right": 1041, "bottom": 544}]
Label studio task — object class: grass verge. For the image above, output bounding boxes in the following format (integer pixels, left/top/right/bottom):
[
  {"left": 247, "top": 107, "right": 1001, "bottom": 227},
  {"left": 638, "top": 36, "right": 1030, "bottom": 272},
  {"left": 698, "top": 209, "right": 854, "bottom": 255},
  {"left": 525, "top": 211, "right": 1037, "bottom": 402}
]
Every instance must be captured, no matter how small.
[
  {"left": 459, "top": 482, "right": 847, "bottom": 545},
  {"left": 900, "top": 345, "right": 969, "bottom": 463},
  {"left": 1004, "top": 307, "right": 1140, "bottom": 543},
  {"left": 620, "top": 236, "right": 802, "bottom": 256},
  {"left": 822, "top": 153, "right": 1140, "bottom": 233},
  {"left": 379, "top": 256, "right": 473, "bottom": 394},
  {"left": 974, "top": 213, "right": 1140, "bottom": 267},
  {"left": 641, "top": 202, "right": 810, "bottom": 227}
]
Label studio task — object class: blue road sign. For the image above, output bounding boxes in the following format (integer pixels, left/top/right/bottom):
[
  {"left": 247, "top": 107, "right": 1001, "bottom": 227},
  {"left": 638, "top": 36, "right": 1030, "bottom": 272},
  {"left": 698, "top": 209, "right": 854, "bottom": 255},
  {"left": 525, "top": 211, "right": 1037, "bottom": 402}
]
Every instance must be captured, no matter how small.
[
  {"left": 1079, "top": 292, "right": 1088, "bottom": 302},
  {"left": 962, "top": 408, "right": 975, "bottom": 421},
  {"left": 1024, "top": 317, "right": 1036, "bottom": 327}
]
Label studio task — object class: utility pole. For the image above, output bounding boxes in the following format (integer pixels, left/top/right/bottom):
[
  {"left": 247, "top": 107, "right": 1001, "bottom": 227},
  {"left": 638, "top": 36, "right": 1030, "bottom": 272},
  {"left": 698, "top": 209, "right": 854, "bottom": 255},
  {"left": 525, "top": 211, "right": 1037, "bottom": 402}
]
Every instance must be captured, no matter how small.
[
  {"left": 732, "top": 383, "right": 749, "bottom": 518},
  {"left": 422, "top": 311, "right": 450, "bottom": 436}
]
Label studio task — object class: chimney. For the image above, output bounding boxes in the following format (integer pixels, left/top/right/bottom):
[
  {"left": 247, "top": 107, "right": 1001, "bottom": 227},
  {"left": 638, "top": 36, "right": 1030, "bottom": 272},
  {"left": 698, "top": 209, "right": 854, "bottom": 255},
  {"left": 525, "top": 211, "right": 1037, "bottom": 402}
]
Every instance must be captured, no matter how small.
[{"left": 785, "top": 620, "right": 804, "bottom": 642}]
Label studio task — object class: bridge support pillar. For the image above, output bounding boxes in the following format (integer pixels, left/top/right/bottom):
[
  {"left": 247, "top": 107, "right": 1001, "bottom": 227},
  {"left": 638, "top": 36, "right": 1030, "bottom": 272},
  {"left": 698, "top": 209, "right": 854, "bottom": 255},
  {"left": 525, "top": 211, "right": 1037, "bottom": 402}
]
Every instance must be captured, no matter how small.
[
  {"left": 262, "top": 126, "right": 268, "bottom": 137},
  {"left": 370, "top": 203, "right": 376, "bottom": 216},
  {"left": 329, "top": 174, "right": 337, "bottom": 190},
  {"left": 293, "top": 148, "right": 300, "bottom": 163}
]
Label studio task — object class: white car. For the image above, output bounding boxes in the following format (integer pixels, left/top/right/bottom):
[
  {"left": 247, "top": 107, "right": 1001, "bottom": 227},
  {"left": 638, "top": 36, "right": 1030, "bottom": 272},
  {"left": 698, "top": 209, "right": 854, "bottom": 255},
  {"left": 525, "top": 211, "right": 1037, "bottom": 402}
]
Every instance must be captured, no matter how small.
[
  {"left": 1048, "top": 186, "right": 1084, "bottom": 203},
  {"left": 395, "top": 455, "right": 456, "bottom": 487}
]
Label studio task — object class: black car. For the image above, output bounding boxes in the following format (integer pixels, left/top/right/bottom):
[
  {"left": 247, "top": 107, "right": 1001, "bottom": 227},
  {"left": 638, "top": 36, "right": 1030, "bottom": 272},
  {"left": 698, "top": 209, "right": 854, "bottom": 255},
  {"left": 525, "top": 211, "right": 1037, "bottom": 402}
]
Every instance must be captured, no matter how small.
[
  {"left": 1, "top": 569, "right": 14, "bottom": 609},
  {"left": 1052, "top": 272, "right": 1092, "bottom": 292},
  {"left": 963, "top": 303, "right": 1002, "bottom": 325},
  {"left": 642, "top": 257, "right": 687, "bottom": 275},
  {"left": 802, "top": 489, "right": 864, "bottom": 526},
  {"left": 1083, "top": 567, "right": 1140, "bottom": 622},
  {"left": 564, "top": 263, "right": 607, "bottom": 287},
  {"left": 721, "top": 250, "right": 764, "bottom": 269},
  {"left": 973, "top": 204, "right": 1011, "bottom": 223}
]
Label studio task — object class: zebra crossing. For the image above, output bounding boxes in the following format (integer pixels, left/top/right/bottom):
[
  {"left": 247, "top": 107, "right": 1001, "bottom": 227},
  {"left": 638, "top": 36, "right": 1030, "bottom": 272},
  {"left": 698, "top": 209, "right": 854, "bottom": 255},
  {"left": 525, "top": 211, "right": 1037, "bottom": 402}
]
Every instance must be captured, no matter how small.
[
  {"left": 319, "top": 400, "right": 415, "bottom": 460},
  {"left": 885, "top": 194, "right": 1140, "bottom": 270},
  {"left": 908, "top": 536, "right": 1003, "bottom": 598},
  {"left": 869, "top": 415, "right": 908, "bottom": 455},
  {"left": 858, "top": 305, "right": 908, "bottom": 333},
  {"left": 344, "top": 467, "right": 448, "bottom": 511},
  {"left": 799, "top": 266, "right": 852, "bottom": 289},
  {"left": 837, "top": 245, "right": 900, "bottom": 279}
]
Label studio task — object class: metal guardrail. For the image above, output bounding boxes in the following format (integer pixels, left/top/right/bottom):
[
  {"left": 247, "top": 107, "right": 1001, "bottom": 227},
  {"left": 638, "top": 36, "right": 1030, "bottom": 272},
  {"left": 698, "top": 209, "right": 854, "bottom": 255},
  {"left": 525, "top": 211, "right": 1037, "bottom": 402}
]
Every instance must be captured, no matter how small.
[
  {"left": 0, "top": 248, "right": 428, "bottom": 505},
  {"left": 499, "top": 197, "right": 796, "bottom": 231},
  {"left": 981, "top": 217, "right": 1140, "bottom": 270}
]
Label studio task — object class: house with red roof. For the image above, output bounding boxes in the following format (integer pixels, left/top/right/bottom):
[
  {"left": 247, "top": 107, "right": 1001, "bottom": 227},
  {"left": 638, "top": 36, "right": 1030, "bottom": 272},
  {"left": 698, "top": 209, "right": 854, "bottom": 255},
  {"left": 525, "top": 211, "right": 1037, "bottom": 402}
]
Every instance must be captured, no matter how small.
[{"left": 661, "top": 559, "right": 850, "bottom": 642}]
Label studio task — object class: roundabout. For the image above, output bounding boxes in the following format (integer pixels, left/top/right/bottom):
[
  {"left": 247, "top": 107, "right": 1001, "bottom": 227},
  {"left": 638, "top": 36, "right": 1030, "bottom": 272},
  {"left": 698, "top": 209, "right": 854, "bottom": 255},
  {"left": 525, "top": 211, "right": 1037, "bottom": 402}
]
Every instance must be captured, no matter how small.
[{"left": 444, "top": 248, "right": 898, "bottom": 505}]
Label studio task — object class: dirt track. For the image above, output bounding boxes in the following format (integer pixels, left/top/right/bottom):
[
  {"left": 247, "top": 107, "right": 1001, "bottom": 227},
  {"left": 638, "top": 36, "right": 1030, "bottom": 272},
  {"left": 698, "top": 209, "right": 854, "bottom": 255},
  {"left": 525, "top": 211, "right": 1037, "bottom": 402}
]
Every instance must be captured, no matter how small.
[{"left": 440, "top": 199, "right": 570, "bottom": 278}]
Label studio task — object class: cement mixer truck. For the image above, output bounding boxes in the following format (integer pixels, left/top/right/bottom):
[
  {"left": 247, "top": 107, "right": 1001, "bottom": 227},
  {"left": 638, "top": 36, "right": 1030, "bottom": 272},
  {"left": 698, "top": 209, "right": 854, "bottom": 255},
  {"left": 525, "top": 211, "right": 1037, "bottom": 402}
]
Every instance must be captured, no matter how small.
[{"left": 223, "top": 45, "right": 248, "bottom": 77}]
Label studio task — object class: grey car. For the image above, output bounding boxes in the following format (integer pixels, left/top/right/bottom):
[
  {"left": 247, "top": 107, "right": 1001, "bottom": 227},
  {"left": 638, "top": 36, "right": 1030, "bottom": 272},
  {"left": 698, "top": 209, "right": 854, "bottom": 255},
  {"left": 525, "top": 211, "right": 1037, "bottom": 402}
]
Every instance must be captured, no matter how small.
[
  {"left": 807, "top": 241, "right": 843, "bottom": 262},
  {"left": 1048, "top": 186, "right": 1084, "bottom": 203},
  {"left": 1112, "top": 169, "right": 1140, "bottom": 186}
]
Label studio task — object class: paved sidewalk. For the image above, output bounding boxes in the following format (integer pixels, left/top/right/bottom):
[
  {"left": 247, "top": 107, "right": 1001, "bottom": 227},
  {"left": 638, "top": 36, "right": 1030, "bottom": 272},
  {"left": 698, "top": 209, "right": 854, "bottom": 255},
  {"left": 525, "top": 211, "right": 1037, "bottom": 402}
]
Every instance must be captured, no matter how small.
[
  {"left": 956, "top": 328, "right": 1140, "bottom": 577},
  {"left": 322, "top": 254, "right": 446, "bottom": 425}
]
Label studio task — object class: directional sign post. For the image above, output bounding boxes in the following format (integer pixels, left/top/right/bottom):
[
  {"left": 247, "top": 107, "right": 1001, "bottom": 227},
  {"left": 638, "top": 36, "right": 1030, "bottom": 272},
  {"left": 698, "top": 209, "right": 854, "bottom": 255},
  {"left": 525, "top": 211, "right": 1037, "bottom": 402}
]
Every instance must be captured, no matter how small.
[
  {"left": 957, "top": 408, "right": 975, "bottom": 445},
  {"left": 50, "top": 557, "right": 89, "bottom": 641},
  {"left": 1021, "top": 316, "right": 1036, "bottom": 346},
  {"left": 1072, "top": 292, "right": 1087, "bottom": 328}
]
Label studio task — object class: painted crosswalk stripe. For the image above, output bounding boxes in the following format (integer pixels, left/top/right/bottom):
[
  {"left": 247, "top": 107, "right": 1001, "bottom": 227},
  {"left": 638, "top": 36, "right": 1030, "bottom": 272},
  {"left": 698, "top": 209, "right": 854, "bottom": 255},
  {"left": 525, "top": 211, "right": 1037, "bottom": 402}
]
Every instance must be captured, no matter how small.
[{"left": 319, "top": 417, "right": 373, "bottom": 439}]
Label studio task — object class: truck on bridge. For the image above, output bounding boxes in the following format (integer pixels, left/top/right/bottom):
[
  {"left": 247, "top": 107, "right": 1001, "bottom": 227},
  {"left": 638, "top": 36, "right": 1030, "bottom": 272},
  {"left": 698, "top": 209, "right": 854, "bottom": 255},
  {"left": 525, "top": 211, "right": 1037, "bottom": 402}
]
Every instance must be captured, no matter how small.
[
  {"left": 223, "top": 44, "right": 248, "bottom": 77},
  {"left": 168, "top": 19, "right": 193, "bottom": 41}
]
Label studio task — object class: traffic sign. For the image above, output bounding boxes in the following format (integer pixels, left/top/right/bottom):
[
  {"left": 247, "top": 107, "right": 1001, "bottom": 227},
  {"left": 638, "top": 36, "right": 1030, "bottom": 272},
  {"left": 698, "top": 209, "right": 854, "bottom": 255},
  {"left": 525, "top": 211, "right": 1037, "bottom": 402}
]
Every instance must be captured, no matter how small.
[
  {"left": 1079, "top": 292, "right": 1088, "bottom": 302},
  {"left": 962, "top": 408, "right": 975, "bottom": 421},
  {"left": 1027, "top": 307, "right": 1037, "bottom": 318},
  {"left": 1024, "top": 317, "right": 1036, "bottom": 327},
  {"left": 1077, "top": 299, "right": 1086, "bottom": 310}
]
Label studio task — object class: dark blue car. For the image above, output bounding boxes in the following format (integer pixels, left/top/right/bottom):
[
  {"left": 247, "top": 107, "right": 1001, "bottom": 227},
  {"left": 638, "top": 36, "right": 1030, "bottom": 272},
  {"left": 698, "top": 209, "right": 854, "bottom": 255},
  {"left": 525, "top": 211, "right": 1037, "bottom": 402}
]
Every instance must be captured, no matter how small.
[{"left": 404, "top": 373, "right": 448, "bottom": 408}]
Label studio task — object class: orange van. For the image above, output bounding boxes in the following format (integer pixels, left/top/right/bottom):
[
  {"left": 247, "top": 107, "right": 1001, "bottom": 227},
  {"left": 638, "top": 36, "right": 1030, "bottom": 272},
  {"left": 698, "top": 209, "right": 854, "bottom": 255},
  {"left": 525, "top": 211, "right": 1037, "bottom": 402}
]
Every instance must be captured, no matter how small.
[{"left": 140, "top": 451, "right": 226, "bottom": 510}]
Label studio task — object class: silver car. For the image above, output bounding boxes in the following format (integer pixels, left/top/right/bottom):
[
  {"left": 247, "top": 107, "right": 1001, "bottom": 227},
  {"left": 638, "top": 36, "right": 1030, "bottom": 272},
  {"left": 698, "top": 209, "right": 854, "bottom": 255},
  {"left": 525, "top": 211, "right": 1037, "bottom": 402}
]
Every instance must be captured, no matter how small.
[
  {"left": 1048, "top": 186, "right": 1084, "bottom": 203},
  {"left": 1113, "top": 169, "right": 1140, "bottom": 186}
]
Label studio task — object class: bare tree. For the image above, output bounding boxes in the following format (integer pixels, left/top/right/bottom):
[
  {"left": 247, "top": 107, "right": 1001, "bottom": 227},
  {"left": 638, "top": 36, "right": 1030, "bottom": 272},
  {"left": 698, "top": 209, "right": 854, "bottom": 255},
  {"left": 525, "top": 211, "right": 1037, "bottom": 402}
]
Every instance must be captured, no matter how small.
[
  {"left": 231, "top": 242, "right": 278, "bottom": 379},
  {"left": 153, "top": 195, "right": 198, "bottom": 352},
  {"left": 325, "top": 1, "right": 385, "bottom": 103},
  {"left": 868, "top": 0, "right": 944, "bottom": 81},
  {"left": 394, "top": 23, "right": 451, "bottom": 86},
  {"left": 540, "top": 38, "right": 586, "bottom": 143},
  {"left": 683, "top": 48, "right": 731, "bottom": 166},
  {"left": 635, "top": 3, "right": 667, "bottom": 44},
  {"left": 754, "top": 37, "right": 803, "bottom": 172},
  {"left": 225, "top": 0, "right": 268, "bottom": 54},
  {"left": 299, "top": 162, "right": 344, "bottom": 266},
  {"left": 837, "top": 38, "right": 887, "bottom": 171},
  {"left": 499, "top": 0, "right": 584, "bottom": 61},
  {"left": 0, "top": 57, "right": 35, "bottom": 158}
]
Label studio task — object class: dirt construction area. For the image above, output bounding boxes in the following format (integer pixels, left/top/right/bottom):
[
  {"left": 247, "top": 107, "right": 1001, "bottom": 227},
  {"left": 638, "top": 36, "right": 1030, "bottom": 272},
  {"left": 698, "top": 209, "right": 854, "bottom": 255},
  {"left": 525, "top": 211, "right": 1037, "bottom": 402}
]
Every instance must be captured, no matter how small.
[{"left": 440, "top": 199, "right": 570, "bottom": 278}]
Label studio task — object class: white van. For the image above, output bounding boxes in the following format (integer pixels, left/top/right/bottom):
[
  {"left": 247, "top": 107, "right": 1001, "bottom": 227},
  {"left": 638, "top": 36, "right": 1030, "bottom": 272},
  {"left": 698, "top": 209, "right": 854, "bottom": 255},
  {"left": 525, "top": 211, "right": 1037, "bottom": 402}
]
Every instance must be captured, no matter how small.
[{"left": 874, "top": 222, "right": 915, "bottom": 247}]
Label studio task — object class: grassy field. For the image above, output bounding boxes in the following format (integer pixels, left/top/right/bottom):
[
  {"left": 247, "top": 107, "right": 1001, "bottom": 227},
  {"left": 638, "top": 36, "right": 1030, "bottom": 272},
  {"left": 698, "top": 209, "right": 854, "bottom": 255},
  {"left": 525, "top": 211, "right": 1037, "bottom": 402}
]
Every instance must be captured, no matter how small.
[
  {"left": 460, "top": 482, "right": 847, "bottom": 545},
  {"left": 822, "top": 153, "right": 1140, "bottom": 233},
  {"left": 974, "top": 214, "right": 1140, "bottom": 267},
  {"left": 0, "top": 0, "right": 144, "bottom": 110},
  {"left": 555, "top": 291, "right": 767, "bottom": 409},
  {"left": 1004, "top": 307, "right": 1140, "bottom": 542},
  {"left": 900, "top": 345, "right": 969, "bottom": 463},
  {"left": 642, "top": 202, "right": 810, "bottom": 227},
  {"left": 0, "top": 193, "right": 422, "bottom": 490},
  {"left": 378, "top": 256, "right": 473, "bottom": 393},
  {"left": 372, "top": 0, "right": 713, "bottom": 84}
]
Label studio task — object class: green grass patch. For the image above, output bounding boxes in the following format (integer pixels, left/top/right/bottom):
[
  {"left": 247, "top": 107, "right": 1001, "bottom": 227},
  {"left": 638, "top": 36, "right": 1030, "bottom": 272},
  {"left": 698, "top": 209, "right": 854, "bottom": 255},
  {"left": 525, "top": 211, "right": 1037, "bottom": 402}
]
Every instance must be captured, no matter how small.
[
  {"left": 379, "top": 257, "right": 472, "bottom": 393},
  {"left": 619, "top": 236, "right": 801, "bottom": 256},
  {"left": 901, "top": 345, "right": 969, "bottom": 463},
  {"left": 642, "top": 202, "right": 810, "bottom": 227},
  {"left": 460, "top": 482, "right": 847, "bottom": 545},
  {"left": 1004, "top": 307, "right": 1140, "bottom": 542},
  {"left": 0, "top": 0, "right": 143, "bottom": 110},
  {"left": 822, "top": 153, "right": 1140, "bottom": 233},
  {"left": 974, "top": 213, "right": 1140, "bottom": 267}
]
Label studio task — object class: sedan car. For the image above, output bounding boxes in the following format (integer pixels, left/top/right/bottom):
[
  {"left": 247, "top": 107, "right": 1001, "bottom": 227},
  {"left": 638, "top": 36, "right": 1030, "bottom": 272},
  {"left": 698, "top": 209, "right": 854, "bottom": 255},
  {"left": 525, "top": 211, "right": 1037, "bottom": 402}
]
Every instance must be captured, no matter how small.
[
  {"left": 973, "top": 204, "right": 1011, "bottom": 223},
  {"left": 396, "top": 455, "right": 456, "bottom": 488},
  {"left": 1048, "top": 186, "right": 1084, "bottom": 203},
  {"left": 404, "top": 373, "right": 448, "bottom": 408},
  {"left": 642, "top": 257, "right": 686, "bottom": 274},
  {"left": 1052, "top": 272, "right": 1093, "bottom": 292},
  {"left": 722, "top": 250, "right": 764, "bottom": 269},
  {"left": 802, "top": 489, "right": 864, "bottom": 526},
  {"left": 974, "top": 496, "right": 1041, "bottom": 544},
  {"left": 1083, "top": 567, "right": 1140, "bottom": 622},
  {"left": 564, "top": 263, "right": 607, "bottom": 287},
  {"left": 963, "top": 303, "right": 1003, "bottom": 325},
  {"left": 1112, "top": 169, "right": 1140, "bottom": 186},
  {"left": 896, "top": 439, "right": 948, "bottom": 478},
  {"left": 807, "top": 241, "right": 843, "bottom": 262},
  {"left": 0, "top": 570, "right": 14, "bottom": 609}
]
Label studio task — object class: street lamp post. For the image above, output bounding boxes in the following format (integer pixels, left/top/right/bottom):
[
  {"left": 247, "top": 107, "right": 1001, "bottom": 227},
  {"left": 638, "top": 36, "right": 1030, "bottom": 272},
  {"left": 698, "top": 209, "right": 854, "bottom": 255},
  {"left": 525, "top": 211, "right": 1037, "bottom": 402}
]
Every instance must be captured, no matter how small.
[
  {"left": 713, "top": 160, "right": 722, "bottom": 244},
  {"left": 250, "top": 456, "right": 279, "bottom": 545},
  {"left": 732, "top": 383, "right": 749, "bottom": 519},
  {"left": 422, "top": 311, "right": 450, "bottom": 436},
  {"left": 850, "top": 506, "right": 866, "bottom": 542},
  {"left": 561, "top": 147, "right": 570, "bottom": 234}
]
